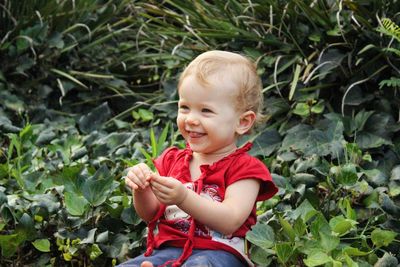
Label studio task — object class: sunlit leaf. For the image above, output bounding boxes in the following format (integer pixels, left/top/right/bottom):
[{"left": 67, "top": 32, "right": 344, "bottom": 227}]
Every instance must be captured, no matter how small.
[
  {"left": 303, "top": 251, "right": 330, "bottom": 266},
  {"left": 371, "top": 229, "right": 397, "bottom": 248},
  {"left": 32, "top": 239, "right": 51, "bottom": 252}
]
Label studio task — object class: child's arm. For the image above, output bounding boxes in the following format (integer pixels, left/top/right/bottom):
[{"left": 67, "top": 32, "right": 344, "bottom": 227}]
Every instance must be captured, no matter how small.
[
  {"left": 149, "top": 173, "right": 260, "bottom": 235},
  {"left": 125, "top": 163, "right": 161, "bottom": 222}
]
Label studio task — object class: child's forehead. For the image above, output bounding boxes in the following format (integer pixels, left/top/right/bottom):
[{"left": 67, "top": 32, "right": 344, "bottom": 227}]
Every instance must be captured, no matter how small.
[{"left": 179, "top": 74, "right": 239, "bottom": 96}]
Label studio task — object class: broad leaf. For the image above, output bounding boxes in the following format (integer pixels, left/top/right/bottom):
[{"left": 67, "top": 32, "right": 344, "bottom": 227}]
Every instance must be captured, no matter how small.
[
  {"left": 329, "top": 216, "right": 357, "bottom": 236},
  {"left": 280, "top": 120, "right": 345, "bottom": 158},
  {"left": 246, "top": 223, "right": 275, "bottom": 250},
  {"left": 291, "top": 199, "right": 318, "bottom": 222},
  {"left": 32, "top": 239, "right": 51, "bottom": 252},
  {"left": 78, "top": 102, "right": 111, "bottom": 134},
  {"left": 275, "top": 242, "right": 293, "bottom": 264},
  {"left": 65, "top": 192, "right": 89, "bottom": 216},
  {"left": 82, "top": 165, "right": 115, "bottom": 207},
  {"left": 303, "top": 251, "right": 331, "bottom": 267},
  {"left": 371, "top": 229, "right": 397, "bottom": 248}
]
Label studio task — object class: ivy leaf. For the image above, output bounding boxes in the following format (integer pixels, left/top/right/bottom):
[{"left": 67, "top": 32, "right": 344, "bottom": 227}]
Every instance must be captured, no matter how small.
[
  {"left": 121, "top": 206, "right": 142, "bottom": 226},
  {"left": 82, "top": 165, "right": 115, "bottom": 207},
  {"left": 251, "top": 129, "right": 282, "bottom": 157},
  {"left": 78, "top": 102, "right": 111, "bottom": 134},
  {"left": 65, "top": 192, "right": 89, "bottom": 216},
  {"left": 80, "top": 228, "right": 97, "bottom": 244},
  {"left": 280, "top": 120, "right": 345, "bottom": 158}
]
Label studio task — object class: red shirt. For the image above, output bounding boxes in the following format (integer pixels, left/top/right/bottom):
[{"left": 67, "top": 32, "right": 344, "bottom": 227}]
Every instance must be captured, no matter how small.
[{"left": 146, "top": 142, "right": 278, "bottom": 266}]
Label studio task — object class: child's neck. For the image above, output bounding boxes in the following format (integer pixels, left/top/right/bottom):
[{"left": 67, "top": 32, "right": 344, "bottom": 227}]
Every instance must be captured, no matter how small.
[
  {"left": 189, "top": 147, "right": 237, "bottom": 181},
  {"left": 193, "top": 148, "right": 236, "bottom": 165}
]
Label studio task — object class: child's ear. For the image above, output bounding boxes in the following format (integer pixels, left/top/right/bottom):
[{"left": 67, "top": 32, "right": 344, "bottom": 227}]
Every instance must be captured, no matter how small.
[{"left": 236, "top": 111, "right": 256, "bottom": 135}]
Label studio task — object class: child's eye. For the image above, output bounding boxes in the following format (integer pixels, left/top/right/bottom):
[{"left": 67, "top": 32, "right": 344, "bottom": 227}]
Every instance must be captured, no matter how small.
[
  {"left": 179, "top": 105, "right": 189, "bottom": 111},
  {"left": 202, "top": 108, "right": 213, "bottom": 113}
]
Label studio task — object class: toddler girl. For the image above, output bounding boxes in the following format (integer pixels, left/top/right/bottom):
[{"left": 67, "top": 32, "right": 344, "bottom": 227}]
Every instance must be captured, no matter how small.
[{"left": 120, "top": 50, "right": 278, "bottom": 267}]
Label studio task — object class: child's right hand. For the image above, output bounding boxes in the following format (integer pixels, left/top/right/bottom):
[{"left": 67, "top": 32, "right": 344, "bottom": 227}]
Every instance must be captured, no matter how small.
[{"left": 125, "top": 163, "right": 153, "bottom": 191}]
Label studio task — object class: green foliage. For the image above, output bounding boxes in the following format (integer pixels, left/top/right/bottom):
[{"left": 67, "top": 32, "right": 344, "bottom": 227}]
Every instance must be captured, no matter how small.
[{"left": 1, "top": 0, "right": 400, "bottom": 266}]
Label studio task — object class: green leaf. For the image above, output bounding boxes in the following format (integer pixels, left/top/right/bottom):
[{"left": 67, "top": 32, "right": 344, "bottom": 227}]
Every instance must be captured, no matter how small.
[
  {"left": 275, "top": 242, "right": 293, "bottom": 264},
  {"left": 156, "top": 122, "right": 170, "bottom": 158},
  {"left": 16, "top": 213, "right": 36, "bottom": 241},
  {"left": 293, "top": 102, "right": 310, "bottom": 117},
  {"left": 390, "top": 165, "right": 400, "bottom": 181},
  {"left": 329, "top": 215, "right": 357, "bottom": 236},
  {"left": 32, "top": 239, "right": 51, "bottom": 252},
  {"left": 344, "top": 253, "right": 359, "bottom": 267},
  {"left": 35, "top": 130, "right": 57, "bottom": 146},
  {"left": 293, "top": 218, "right": 307, "bottom": 237},
  {"left": 82, "top": 165, "right": 115, "bottom": 207},
  {"left": 342, "top": 246, "right": 370, "bottom": 256},
  {"left": 246, "top": 223, "right": 275, "bottom": 250},
  {"left": 96, "top": 231, "right": 109, "bottom": 243},
  {"left": 304, "top": 251, "right": 331, "bottom": 266},
  {"left": 137, "top": 108, "right": 154, "bottom": 122},
  {"left": 0, "top": 234, "right": 20, "bottom": 257},
  {"left": 249, "top": 246, "right": 274, "bottom": 266},
  {"left": 311, "top": 100, "right": 325, "bottom": 114},
  {"left": 320, "top": 231, "right": 339, "bottom": 252},
  {"left": 336, "top": 163, "right": 358, "bottom": 186},
  {"left": 80, "top": 228, "right": 97, "bottom": 244},
  {"left": 278, "top": 216, "right": 295, "bottom": 241},
  {"left": 89, "top": 244, "right": 103, "bottom": 260},
  {"left": 357, "top": 132, "right": 392, "bottom": 149},
  {"left": 280, "top": 120, "right": 345, "bottom": 158},
  {"left": 65, "top": 192, "right": 89, "bottom": 216},
  {"left": 381, "top": 194, "right": 400, "bottom": 218},
  {"left": 363, "top": 169, "right": 388, "bottom": 187},
  {"left": 251, "top": 129, "right": 282, "bottom": 157},
  {"left": 292, "top": 199, "right": 318, "bottom": 222},
  {"left": 389, "top": 181, "right": 400, "bottom": 197},
  {"left": 310, "top": 213, "right": 330, "bottom": 238},
  {"left": 78, "top": 102, "right": 111, "bottom": 134},
  {"left": 121, "top": 206, "right": 142, "bottom": 226},
  {"left": 371, "top": 228, "right": 397, "bottom": 248}
]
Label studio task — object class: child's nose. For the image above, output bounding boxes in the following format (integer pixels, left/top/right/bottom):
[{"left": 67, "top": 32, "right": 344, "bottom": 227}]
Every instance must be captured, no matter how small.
[{"left": 186, "top": 113, "right": 200, "bottom": 125}]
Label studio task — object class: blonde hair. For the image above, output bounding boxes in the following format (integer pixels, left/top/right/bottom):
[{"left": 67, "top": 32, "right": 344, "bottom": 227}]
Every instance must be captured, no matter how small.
[{"left": 178, "top": 50, "right": 265, "bottom": 128}]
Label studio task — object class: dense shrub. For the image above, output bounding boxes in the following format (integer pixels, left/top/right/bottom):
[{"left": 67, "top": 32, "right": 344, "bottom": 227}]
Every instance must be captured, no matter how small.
[{"left": 1, "top": 0, "right": 399, "bottom": 266}]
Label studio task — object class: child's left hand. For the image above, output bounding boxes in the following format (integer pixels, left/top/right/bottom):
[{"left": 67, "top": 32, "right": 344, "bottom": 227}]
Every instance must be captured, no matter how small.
[{"left": 148, "top": 173, "right": 188, "bottom": 206}]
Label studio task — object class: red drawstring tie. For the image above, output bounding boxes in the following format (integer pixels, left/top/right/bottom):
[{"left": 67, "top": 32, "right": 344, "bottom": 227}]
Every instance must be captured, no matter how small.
[
  {"left": 146, "top": 176, "right": 205, "bottom": 266},
  {"left": 145, "top": 204, "right": 166, "bottom": 257}
]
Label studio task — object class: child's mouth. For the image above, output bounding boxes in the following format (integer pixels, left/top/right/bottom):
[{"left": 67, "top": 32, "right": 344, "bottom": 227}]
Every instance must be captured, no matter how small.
[{"left": 188, "top": 131, "right": 206, "bottom": 138}]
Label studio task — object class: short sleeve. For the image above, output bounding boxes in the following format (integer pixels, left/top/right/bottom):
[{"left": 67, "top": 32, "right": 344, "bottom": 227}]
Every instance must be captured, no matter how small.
[
  {"left": 226, "top": 155, "right": 278, "bottom": 201},
  {"left": 153, "top": 147, "right": 179, "bottom": 176}
]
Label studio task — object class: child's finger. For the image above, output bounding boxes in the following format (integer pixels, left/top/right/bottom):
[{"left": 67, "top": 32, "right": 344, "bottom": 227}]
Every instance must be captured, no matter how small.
[{"left": 148, "top": 173, "right": 166, "bottom": 186}]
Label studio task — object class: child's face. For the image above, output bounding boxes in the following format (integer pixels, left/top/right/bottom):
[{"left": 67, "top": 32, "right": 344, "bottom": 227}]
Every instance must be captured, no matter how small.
[{"left": 177, "top": 74, "right": 242, "bottom": 156}]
